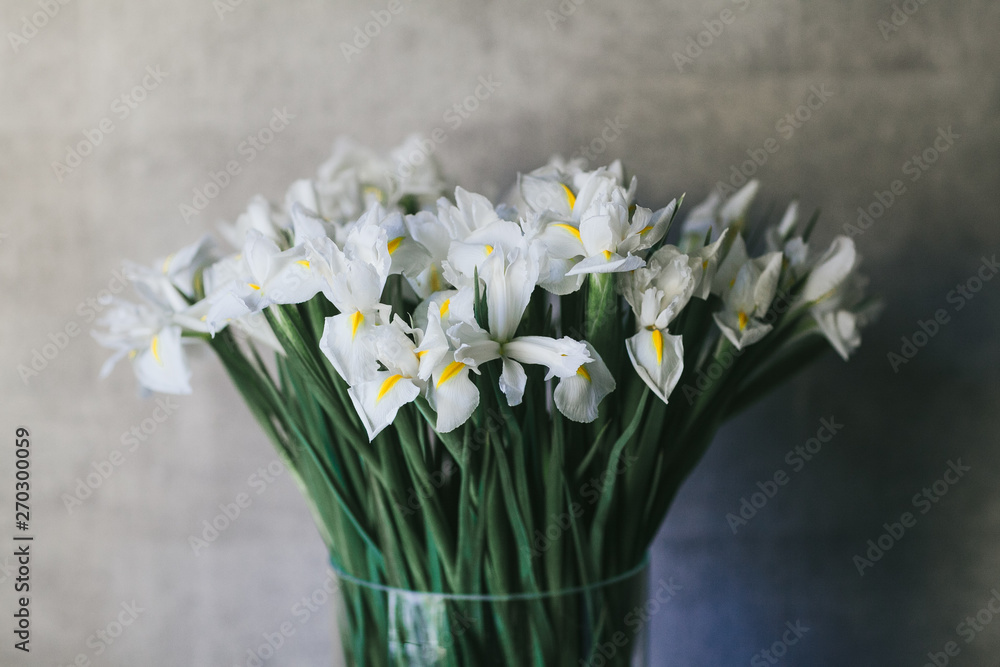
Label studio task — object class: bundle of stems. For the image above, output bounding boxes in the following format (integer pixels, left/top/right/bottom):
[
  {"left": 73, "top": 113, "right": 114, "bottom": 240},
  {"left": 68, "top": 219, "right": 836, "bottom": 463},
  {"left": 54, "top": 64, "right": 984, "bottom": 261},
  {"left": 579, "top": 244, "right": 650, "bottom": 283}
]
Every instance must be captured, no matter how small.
[{"left": 96, "top": 141, "right": 874, "bottom": 665}]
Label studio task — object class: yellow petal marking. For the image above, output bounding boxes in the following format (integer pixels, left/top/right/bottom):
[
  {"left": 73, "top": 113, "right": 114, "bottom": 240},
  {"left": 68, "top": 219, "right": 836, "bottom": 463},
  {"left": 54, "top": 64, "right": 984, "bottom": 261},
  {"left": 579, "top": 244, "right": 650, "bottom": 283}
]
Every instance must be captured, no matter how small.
[
  {"left": 248, "top": 283, "right": 261, "bottom": 290},
  {"left": 561, "top": 183, "right": 576, "bottom": 210},
  {"left": 738, "top": 311, "right": 748, "bottom": 331},
  {"left": 376, "top": 374, "right": 403, "bottom": 403},
  {"left": 151, "top": 336, "right": 163, "bottom": 365},
  {"left": 576, "top": 365, "right": 592, "bottom": 382},
  {"left": 439, "top": 299, "right": 451, "bottom": 318},
  {"left": 416, "top": 349, "right": 428, "bottom": 358},
  {"left": 551, "top": 223, "right": 582, "bottom": 241},
  {"left": 387, "top": 237, "right": 403, "bottom": 255},
  {"left": 296, "top": 260, "right": 310, "bottom": 268},
  {"left": 362, "top": 185, "right": 386, "bottom": 203},
  {"left": 484, "top": 244, "right": 494, "bottom": 255},
  {"left": 436, "top": 361, "right": 465, "bottom": 388},
  {"left": 128, "top": 349, "right": 137, "bottom": 360},
  {"left": 161, "top": 254, "right": 174, "bottom": 274},
  {"left": 638, "top": 226, "right": 653, "bottom": 235},
  {"left": 651, "top": 328, "right": 663, "bottom": 365},
  {"left": 429, "top": 265, "right": 441, "bottom": 292},
  {"left": 729, "top": 278, "right": 736, "bottom": 288},
  {"left": 702, "top": 259, "right": 709, "bottom": 270},
  {"left": 351, "top": 311, "right": 364, "bottom": 339},
  {"left": 602, "top": 250, "right": 613, "bottom": 260}
]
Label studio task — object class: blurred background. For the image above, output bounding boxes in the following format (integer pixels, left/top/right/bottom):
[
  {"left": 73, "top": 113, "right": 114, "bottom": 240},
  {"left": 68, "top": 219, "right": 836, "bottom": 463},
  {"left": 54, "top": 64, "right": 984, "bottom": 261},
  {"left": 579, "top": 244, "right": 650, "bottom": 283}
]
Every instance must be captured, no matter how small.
[{"left": 1, "top": 1, "right": 998, "bottom": 665}]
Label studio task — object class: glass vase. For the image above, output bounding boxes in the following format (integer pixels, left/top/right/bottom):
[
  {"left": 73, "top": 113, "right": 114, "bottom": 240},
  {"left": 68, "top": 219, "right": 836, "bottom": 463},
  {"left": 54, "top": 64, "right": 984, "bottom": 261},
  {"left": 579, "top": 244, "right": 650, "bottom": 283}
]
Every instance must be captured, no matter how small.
[{"left": 331, "top": 555, "right": 649, "bottom": 667}]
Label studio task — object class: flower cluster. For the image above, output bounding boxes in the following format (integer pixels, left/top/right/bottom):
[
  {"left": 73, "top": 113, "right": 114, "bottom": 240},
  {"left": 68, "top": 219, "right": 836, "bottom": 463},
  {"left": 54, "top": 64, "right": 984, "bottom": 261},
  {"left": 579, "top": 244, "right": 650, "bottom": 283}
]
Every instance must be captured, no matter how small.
[{"left": 95, "top": 136, "right": 871, "bottom": 439}]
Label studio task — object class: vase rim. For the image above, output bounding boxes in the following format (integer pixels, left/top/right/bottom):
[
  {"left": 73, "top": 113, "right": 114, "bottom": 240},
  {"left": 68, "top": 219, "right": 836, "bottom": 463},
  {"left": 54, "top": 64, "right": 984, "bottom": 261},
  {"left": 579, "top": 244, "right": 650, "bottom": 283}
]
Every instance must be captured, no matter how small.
[{"left": 328, "top": 552, "right": 650, "bottom": 602}]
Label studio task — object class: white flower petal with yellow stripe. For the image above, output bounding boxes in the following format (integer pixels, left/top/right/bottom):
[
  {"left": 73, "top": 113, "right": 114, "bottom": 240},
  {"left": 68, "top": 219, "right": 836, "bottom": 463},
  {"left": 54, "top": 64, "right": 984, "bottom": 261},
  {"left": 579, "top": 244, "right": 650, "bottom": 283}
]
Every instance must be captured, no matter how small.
[
  {"left": 625, "top": 325, "right": 684, "bottom": 404},
  {"left": 346, "top": 321, "right": 425, "bottom": 441},
  {"left": 132, "top": 325, "right": 193, "bottom": 395},
  {"left": 320, "top": 303, "right": 391, "bottom": 386},
  {"left": 712, "top": 251, "right": 783, "bottom": 349},
  {"left": 554, "top": 342, "right": 616, "bottom": 423},
  {"left": 428, "top": 357, "right": 480, "bottom": 433}
]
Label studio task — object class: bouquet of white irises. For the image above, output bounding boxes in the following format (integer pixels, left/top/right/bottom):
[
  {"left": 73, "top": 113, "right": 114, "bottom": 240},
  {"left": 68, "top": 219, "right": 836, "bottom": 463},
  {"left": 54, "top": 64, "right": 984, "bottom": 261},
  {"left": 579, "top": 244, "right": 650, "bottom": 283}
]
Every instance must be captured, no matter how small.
[{"left": 96, "top": 136, "right": 875, "bottom": 666}]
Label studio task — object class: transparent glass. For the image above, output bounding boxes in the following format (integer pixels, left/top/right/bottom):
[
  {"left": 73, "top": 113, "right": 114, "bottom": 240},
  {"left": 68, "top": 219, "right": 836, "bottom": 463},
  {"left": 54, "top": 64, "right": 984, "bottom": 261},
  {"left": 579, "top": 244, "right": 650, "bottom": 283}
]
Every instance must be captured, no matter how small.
[{"left": 332, "top": 556, "right": 649, "bottom": 667}]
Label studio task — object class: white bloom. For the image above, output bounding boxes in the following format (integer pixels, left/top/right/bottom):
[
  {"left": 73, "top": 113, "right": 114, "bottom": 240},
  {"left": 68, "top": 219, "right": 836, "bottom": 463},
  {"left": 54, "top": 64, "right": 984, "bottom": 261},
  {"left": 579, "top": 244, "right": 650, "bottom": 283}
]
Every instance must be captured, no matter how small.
[
  {"left": 315, "top": 211, "right": 396, "bottom": 385},
  {"left": 622, "top": 258, "right": 690, "bottom": 403},
  {"left": 713, "top": 251, "right": 783, "bottom": 349},
  {"left": 414, "top": 298, "right": 482, "bottom": 433},
  {"left": 93, "top": 301, "right": 195, "bottom": 395},
  {"left": 153, "top": 234, "right": 217, "bottom": 298},
  {"left": 562, "top": 195, "right": 675, "bottom": 276},
  {"left": 680, "top": 180, "right": 759, "bottom": 252},
  {"left": 219, "top": 196, "right": 287, "bottom": 250},
  {"left": 554, "top": 342, "right": 616, "bottom": 423},
  {"left": 802, "top": 238, "right": 869, "bottom": 360},
  {"left": 346, "top": 319, "right": 423, "bottom": 440},
  {"left": 449, "top": 250, "right": 591, "bottom": 408},
  {"left": 204, "top": 230, "right": 327, "bottom": 329},
  {"left": 800, "top": 236, "right": 857, "bottom": 303}
]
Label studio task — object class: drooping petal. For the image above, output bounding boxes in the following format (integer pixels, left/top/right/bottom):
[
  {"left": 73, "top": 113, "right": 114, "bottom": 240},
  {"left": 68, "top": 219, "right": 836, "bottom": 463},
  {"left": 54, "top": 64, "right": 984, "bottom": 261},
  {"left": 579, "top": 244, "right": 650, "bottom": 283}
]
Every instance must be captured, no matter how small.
[
  {"left": 813, "top": 309, "right": 861, "bottom": 360},
  {"left": 430, "top": 361, "right": 480, "bottom": 433},
  {"left": 713, "top": 311, "right": 772, "bottom": 350},
  {"left": 133, "top": 325, "right": 193, "bottom": 395},
  {"left": 625, "top": 328, "right": 684, "bottom": 404},
  {"left": 499, "top": 358, "right": 528, "bottom": 406},
  {"left": 320, "top": 310, "right": 382, "bottom": 385},
  {"left": 349, "top": 371, "right": 421, "bottom": 441},
  {"left": 801, "top": 236, "right": 857, "bottom": 303},
  {"left": 554, "top": 342, "right": 616, "bottom": 423}
]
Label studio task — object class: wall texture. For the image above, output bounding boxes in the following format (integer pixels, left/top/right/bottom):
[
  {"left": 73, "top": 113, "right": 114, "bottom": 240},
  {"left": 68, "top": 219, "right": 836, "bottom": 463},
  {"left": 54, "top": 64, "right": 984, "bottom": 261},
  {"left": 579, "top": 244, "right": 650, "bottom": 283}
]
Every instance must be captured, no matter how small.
[{"left": 1, "top": 1, "right": 998, "bottom": 665}]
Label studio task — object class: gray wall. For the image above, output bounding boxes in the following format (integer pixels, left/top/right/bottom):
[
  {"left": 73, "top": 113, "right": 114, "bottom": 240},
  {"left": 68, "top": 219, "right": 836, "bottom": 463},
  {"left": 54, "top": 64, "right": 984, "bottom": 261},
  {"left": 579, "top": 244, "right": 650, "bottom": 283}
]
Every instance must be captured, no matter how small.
[{"left": 2, "top": 1, "right": 998, "bottom": 665}]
